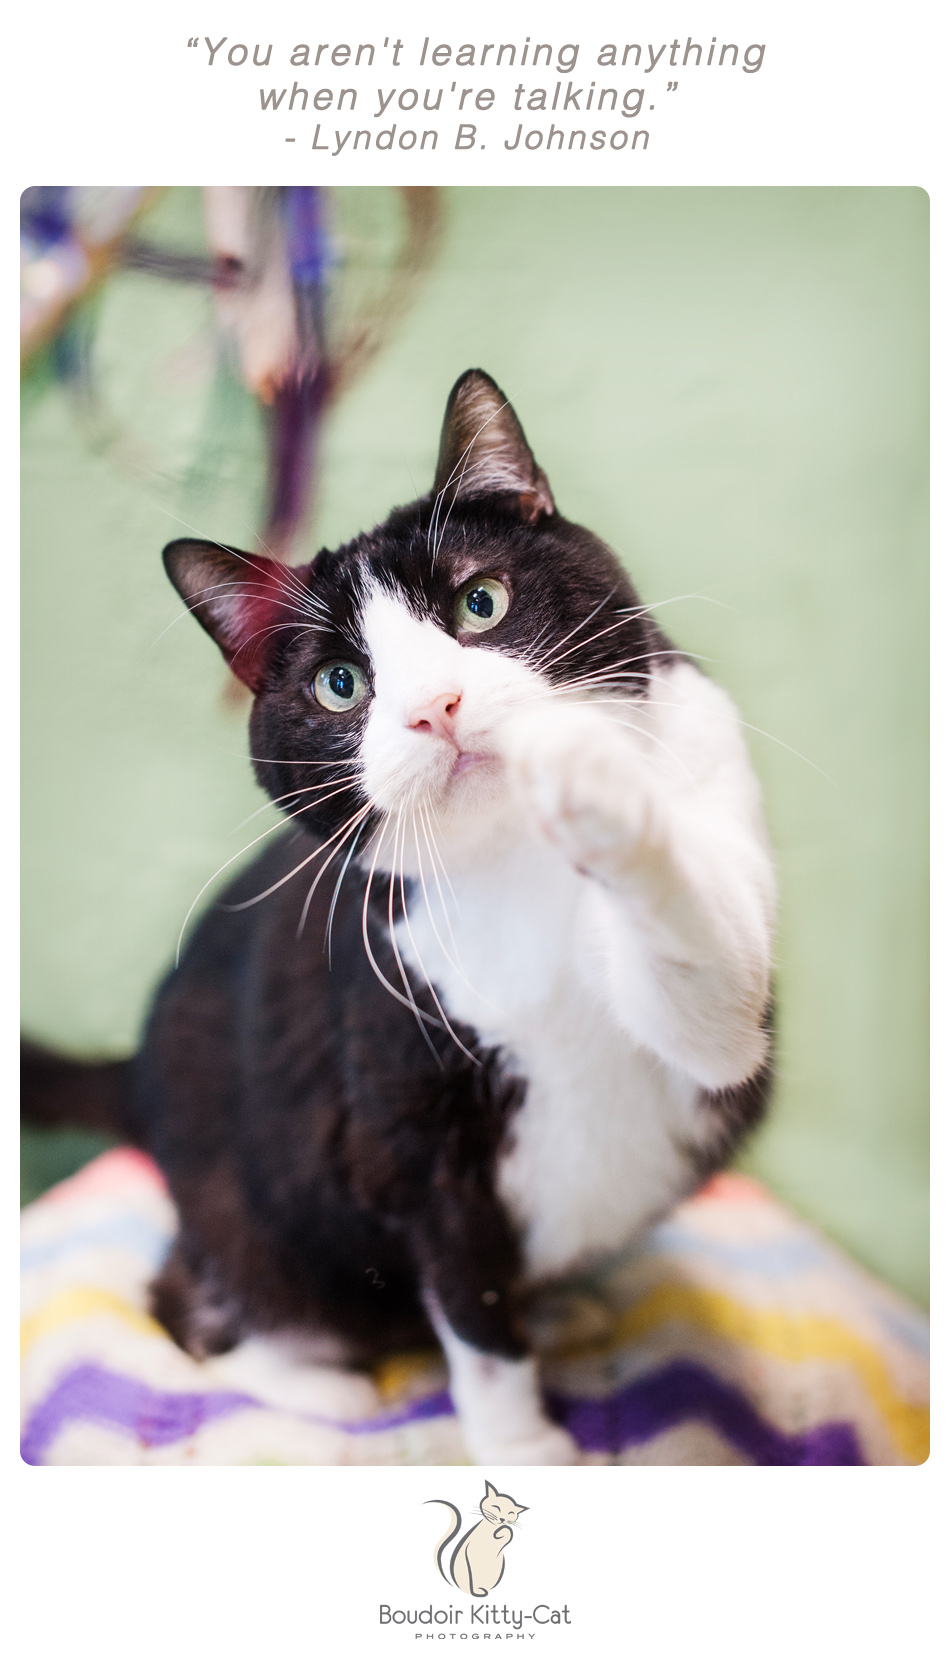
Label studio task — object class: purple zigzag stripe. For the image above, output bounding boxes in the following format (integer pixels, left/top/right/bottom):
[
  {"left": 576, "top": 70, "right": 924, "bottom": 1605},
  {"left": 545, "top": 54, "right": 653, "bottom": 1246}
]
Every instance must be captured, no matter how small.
[
  {"left": 20, "top": 1364, "right": 259, "bottom": 1464},
  {"left": 21, "top": 1359, "right": 865, "bottom": 1466},
  {"left": 18, "top": 1363, "right": 452, "bottom": 1465},
  {"left": 547, "top": 1361, "right": 865, "bottom": 1465}
]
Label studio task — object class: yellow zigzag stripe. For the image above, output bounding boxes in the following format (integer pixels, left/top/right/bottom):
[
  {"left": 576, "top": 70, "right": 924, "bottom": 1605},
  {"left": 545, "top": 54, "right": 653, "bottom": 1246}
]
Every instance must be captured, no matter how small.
[
  {"left": 21, "top": 1287, "right": 166, "bottom": 1357},
  {"left": 21, "top": 1283, "right": 929, "bottom": 1464},
  {"left": 554, "top": 1283, "right": 929, "bottom": 1465},
  {"left": 373, "top": 1352, "right": 441, "bottom": 1401}
]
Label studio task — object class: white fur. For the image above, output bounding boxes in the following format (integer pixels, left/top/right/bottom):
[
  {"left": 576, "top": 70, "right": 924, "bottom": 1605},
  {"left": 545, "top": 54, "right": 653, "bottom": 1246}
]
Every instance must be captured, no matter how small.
[
  {"left": 427, "top": 1296, "right": 579, "bottom": 1465},
  {"left": 359, "top": 583, "right": 542, "bottom": 816},
  {"left": 357, "top": 586, "right": 775, "bottom": 1459},
  {"left": 208, "top": 1334, "right": 380, "bottom": 1421}
]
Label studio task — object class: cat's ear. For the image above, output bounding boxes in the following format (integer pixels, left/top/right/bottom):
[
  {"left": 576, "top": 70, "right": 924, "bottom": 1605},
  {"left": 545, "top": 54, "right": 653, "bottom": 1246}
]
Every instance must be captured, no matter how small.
[
  {"left": 162, "top": 539, "right": 299, "bottom": 693},
  {"left": 514, "top": 1505, "right": 528, "bottom": 1515},
  {"left": 484, "top": 1480, "right": 499, "bottom": 1499},
  {"left": 433, "top": 370, "right": 555, "bottom": 524}
]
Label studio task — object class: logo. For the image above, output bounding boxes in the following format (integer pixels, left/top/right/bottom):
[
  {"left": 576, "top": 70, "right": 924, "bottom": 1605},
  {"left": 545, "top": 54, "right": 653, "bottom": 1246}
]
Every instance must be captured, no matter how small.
[{"left": 426, "top": 1480, "right": 528, "bottom": 1598}]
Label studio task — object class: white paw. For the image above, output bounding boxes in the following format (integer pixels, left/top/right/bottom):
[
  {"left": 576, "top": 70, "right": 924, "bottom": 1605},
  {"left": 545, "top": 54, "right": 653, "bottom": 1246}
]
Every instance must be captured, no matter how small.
[
  {"left": 207, "top": 1337, "right": 380, "bottom": 1422},
  {"left": 470, "top": 1423, "right": 581, "bottom": 1466},
  {"left": 499, "top": 704, "right": 649, "bottom": 886}
]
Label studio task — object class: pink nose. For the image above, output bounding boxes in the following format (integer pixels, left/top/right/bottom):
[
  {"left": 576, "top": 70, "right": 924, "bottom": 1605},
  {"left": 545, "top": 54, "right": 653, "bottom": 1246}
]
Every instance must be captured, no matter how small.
[{"left": 408, "top": 691, "right": 461, "bottom": 742}]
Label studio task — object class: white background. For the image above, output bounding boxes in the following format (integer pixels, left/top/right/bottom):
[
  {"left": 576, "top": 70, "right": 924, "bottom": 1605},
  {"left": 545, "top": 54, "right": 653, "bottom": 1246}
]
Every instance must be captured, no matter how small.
[{"left": 10, "top": 4, "right": 942, "bottom": 1655}]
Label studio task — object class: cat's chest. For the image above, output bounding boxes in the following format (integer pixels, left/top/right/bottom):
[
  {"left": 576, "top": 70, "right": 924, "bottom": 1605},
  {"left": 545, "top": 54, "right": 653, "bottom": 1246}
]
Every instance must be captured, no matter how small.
[{"left": 401, "top": 844, "right": 705, "bottom": 1279}]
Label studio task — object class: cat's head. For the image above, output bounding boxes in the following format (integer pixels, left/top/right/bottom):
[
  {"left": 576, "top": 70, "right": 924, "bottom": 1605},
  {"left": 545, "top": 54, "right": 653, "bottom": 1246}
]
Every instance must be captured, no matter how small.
[
  {"left": 163, "top": 370, "right": 663, "bottom": 868},
  {"left": 480, "top": 1480, "right": 527, "bottom": 1526}
]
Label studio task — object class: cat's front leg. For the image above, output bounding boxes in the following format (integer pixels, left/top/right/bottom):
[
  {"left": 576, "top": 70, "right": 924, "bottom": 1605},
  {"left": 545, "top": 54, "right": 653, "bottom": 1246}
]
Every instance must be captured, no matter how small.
[
  {"left": 499, "top": 698, "right": 774, "bottom": 1090},
  {"left": 426, "top": 1295, "right": 580, "bottom": 1466},
  {"left": 413, "top": 1143, "right": 579, "bottom": 1465}
]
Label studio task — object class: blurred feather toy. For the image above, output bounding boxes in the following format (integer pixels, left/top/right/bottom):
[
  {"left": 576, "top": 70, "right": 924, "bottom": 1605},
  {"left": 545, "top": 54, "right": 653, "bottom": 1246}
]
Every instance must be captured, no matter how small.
[{"left": 21, "top": 185, "right": 444, "bottom": 562}]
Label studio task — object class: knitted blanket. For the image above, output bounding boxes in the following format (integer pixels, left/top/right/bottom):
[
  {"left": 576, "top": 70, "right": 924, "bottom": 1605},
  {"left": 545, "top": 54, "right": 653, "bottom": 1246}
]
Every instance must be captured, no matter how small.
[{"left": 21, "top": 1150, "right": 928, "bottom": 1466}]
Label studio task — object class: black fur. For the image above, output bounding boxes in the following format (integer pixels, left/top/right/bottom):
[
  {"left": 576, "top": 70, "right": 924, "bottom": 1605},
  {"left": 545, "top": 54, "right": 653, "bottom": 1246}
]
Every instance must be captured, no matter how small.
[
  {"left": 21, "top": 1041, "right": 139, "bottom": 1143},
  {"left": 31, "top": 370, "right": 770, "bottom": 1371},
  {"left": 138, "top": 833, "right": 529, "bottom": 1360}
]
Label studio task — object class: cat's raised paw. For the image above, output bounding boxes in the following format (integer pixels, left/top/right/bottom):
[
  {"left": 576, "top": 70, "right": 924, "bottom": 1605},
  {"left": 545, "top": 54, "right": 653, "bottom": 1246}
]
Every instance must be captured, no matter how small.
[{"left": 499, "top": 704, "right": 650, "bottom": 886}]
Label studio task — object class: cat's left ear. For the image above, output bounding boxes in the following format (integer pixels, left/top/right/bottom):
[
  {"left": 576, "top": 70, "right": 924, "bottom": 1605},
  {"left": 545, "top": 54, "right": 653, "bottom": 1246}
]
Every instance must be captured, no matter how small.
[{"left": 433, "top": 369, "right": 555, "bottom": 524}]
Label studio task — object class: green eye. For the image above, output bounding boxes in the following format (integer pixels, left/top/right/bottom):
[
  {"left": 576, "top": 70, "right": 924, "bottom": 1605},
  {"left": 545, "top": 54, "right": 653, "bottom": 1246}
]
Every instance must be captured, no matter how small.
[
  {"left": 455, "top": 576, "right": 510, "bottom": 634},
  {"left": 311, "top": 662, "right": 369, "bottom": 711}
]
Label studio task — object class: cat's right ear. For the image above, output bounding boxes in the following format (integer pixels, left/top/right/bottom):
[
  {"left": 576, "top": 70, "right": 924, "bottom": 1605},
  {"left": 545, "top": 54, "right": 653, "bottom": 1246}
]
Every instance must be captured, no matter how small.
[
  {"left": 433, "top": 370, "right": 555, "bottom": 524},
  {"left": 162, "top": 539, "right": 296, "bottom": 693},
  {"left": 484, "top": 1480, "right": 499, "bottom": 1499}
]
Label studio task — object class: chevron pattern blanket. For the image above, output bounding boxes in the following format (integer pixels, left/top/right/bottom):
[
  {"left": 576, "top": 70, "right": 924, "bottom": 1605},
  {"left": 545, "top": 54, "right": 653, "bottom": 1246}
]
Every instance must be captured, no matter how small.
[{"left": 21, "top": 1150, "right": 928, "bottom": 1466}]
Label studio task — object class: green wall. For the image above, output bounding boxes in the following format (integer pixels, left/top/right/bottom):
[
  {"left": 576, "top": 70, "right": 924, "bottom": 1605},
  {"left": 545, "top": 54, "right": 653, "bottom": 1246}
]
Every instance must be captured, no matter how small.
[{"left": 21, "top": 187, "right": 928, "bottom": 1302}]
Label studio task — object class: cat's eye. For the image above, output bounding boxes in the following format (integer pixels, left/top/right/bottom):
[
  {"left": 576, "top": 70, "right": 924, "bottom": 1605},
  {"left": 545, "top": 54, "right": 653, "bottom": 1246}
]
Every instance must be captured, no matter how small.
[
  {"left": 455, "top": 576, "right": 510, "bottom": 634},
  {"left": 311, "top": 662, "right": 369, "bottom": 712}
]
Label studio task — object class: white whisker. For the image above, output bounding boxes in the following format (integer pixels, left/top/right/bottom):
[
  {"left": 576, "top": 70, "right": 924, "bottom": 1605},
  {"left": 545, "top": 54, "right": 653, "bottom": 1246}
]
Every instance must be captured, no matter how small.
[
  {"left": 421, "top": 798, "right": 462, "bottom": 922},
  {"left": 732, "top": 719, "right": 837, "bottom": 785},
  {"left": 232, "top": 775, "right": 362, "bottom": 831},
  {"left": 359, "top": 815, "right": 445, "bottom": 1037},
  {"left": 386, "top": 811, "right": 445, "bottom": 1066},
  {"left": 324, "top": 820, "right": 366, "bottom": 967},
  {"left": 532, "top": 587, "right": 617, "bottom": 671},
  {"left": 617, "top": 591, "right": 738, "bottom": 617},
  {"left": 220, "top": 798, "right": 374, "bottom": 916},
  {"left": 414, "top": 809, "right": 503, "bottom": 1017},
  {"left": 296, "top": 804, "right": 374, "bottom": 939},
  {"left": 174, "top": 792, "right": 350, "bottom": 964},
  {"left": 398, "top": 815, "right": 480, "bottom": 1064},
  {"left": 539, "top": 609, "right": 656, "bottom": 674}
]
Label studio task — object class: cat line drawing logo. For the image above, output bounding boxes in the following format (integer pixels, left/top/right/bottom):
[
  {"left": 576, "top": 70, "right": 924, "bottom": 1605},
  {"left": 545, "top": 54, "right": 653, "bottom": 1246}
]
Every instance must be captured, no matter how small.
[
  {"left": 376, "top": 1483, "right": 573, "bottom": 1631},
  {"left": 427, "top": 1481, "right": 527, "bottom": 1598}
]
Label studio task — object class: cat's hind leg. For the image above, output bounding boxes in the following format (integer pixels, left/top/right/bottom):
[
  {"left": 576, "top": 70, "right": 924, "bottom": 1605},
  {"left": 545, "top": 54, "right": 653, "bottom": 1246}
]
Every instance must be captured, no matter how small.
[
  {"left": 149, "top": 1238, "right": 244, "bottom": 1359},
  {"left": 151, "top": 1242, "right": 379, "bottom": 1421}
]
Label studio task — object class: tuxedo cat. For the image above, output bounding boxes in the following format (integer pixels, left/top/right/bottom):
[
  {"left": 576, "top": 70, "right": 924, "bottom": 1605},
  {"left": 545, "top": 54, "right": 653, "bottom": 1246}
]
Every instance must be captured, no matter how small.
[{"left": 134, "top": 369, "right": 774, "bottom": 1464}]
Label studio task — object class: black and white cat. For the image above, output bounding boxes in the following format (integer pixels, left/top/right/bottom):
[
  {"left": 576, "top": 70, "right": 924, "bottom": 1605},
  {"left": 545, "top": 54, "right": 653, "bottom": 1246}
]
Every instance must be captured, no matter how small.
[{"left": 137, "top": 369, "right": 774, "bottom": 1464}]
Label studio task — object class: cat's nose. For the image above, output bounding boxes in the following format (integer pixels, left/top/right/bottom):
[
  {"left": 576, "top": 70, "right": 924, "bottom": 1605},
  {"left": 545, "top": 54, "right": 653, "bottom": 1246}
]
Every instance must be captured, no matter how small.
[{"left": 408, "top": 691, "right": 462, "bottom": 742}]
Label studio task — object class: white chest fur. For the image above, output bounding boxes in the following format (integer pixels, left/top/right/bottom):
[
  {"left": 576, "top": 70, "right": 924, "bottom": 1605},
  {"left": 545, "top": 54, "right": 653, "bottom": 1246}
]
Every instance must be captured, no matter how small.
[
  {"left": 401, "top": 835, "right": 711, "bottom": 1282},
  {"left": 383, "top": 657, "right": 773, "bottom": 1286}
]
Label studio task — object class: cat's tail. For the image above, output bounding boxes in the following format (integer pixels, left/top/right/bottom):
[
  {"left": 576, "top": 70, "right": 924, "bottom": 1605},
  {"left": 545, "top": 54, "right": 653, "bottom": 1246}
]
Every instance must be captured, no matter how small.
[
  {"left": 425, "top": 1500, "right": 462, "bottom": 1586},
  {"left": 20, "top": 1039, "right": 143, "bottom": 1145}
]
